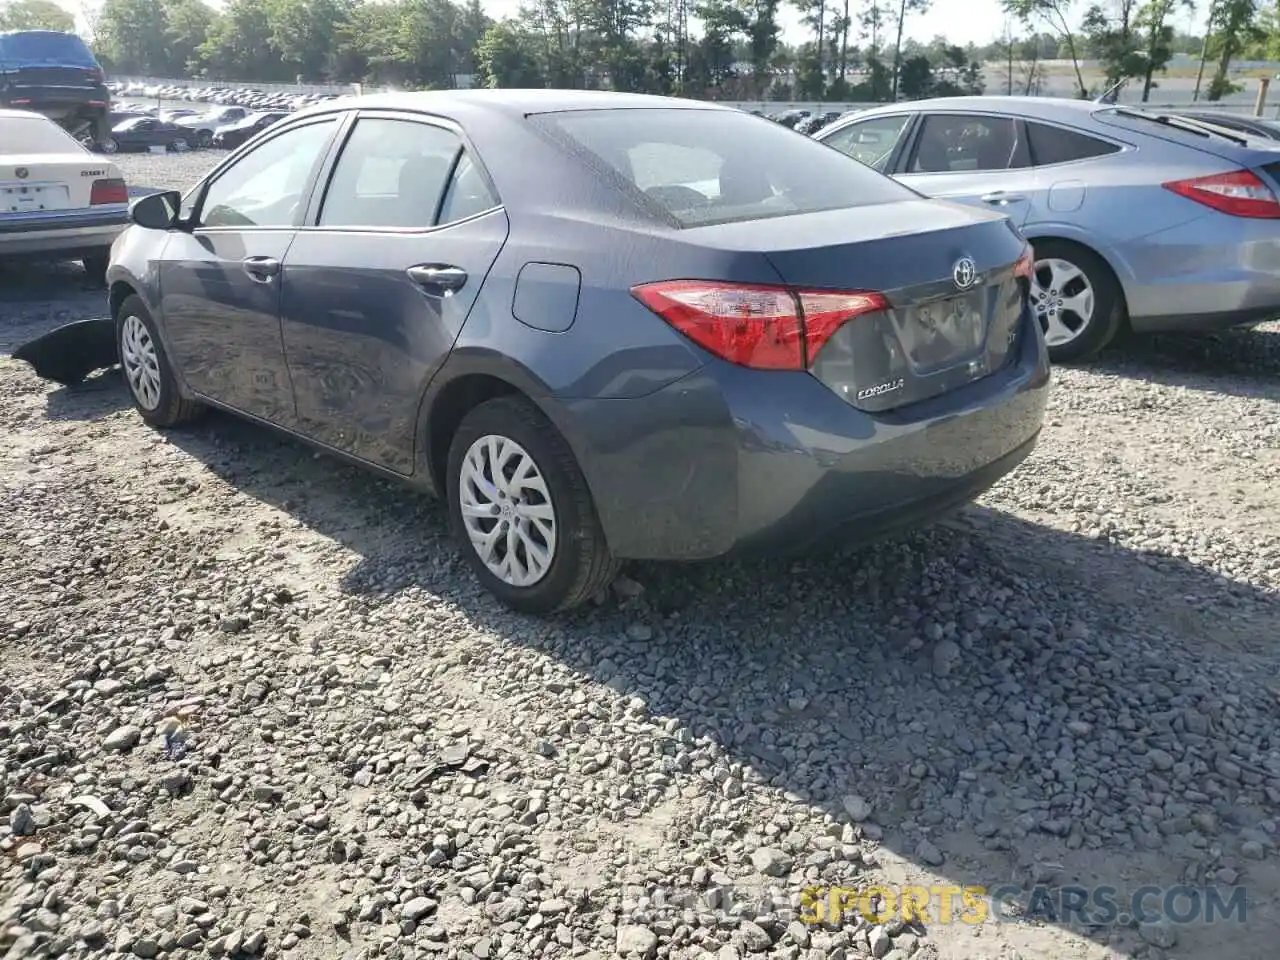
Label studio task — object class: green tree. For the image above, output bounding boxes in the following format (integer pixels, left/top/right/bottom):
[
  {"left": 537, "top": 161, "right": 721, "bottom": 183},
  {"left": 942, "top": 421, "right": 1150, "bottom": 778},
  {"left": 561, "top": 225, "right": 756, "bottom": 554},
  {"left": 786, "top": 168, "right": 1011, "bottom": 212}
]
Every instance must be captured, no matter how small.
[
  {"left": 1135, "top": 0, "right": 1192, "bottom": 100},
  {"left": 889, "top": 0, "right": 929, "bottom": 99},
  {"left": 1206, "top": 0, "right": 1259, "bottom": 99},
  {"left": 475, "top": 20, "right": 546, "bottom": 86},
  {"left": 1081, "top": 0, "right": 1144, "bottom": 89},
  {"left": 0, "top": 0, "right": 75, "bottom": 31},
  {"left": 1003, "top": 0, "right": 1088, "bottom": 97}
]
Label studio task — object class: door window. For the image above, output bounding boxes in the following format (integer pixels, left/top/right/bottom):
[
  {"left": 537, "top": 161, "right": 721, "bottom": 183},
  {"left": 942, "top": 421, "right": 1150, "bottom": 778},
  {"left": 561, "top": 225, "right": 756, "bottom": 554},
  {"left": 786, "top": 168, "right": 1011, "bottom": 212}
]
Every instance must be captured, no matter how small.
[
  {"left": 821, "top": 115, "right": 911, "bottom": 172},
  {"left": 908, "top": 114, "right": 1026, "bottom": 173},
  {"left": 318, "top": 118, "right": 465, "bottom": 229},
  {"left": 198, "top": 119, "right": 337, "bottom": 229}
]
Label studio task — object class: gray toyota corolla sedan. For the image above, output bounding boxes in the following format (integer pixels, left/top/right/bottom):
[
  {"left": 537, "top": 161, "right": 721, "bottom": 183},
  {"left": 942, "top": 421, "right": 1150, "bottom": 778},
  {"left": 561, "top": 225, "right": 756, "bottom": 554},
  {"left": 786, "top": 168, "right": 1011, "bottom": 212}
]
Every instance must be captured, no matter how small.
[{"left": 105, "top": 89, "right": 1050, "bottom": 614}]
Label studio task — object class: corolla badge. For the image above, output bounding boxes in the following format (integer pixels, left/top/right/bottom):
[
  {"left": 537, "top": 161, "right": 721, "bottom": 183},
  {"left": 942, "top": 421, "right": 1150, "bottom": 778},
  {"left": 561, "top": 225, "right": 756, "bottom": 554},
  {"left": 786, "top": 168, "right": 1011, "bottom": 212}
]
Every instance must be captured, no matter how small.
[{"left": 952, "top": 256, "right": 978, "bottom": 290}]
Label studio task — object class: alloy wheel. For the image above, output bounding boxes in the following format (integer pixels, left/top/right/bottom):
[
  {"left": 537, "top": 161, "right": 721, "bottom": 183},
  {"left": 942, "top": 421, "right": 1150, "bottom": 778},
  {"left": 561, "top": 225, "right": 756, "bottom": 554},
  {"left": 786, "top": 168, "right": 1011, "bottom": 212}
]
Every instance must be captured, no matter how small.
[
  {"left": 458, "top": 434, "right": 557, "bottom": 587},
  {"left": 1031, "top": 257, "right": 1095, "bottom": 347},
  {"left": 120, "top": 314, "right": 162, "bottom": 410}
]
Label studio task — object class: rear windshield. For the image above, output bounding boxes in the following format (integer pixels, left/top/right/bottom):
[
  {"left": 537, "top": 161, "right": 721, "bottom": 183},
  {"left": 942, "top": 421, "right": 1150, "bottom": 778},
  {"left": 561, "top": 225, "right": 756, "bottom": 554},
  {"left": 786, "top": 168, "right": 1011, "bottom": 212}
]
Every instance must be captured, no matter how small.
[
  {"left": 533, "top": 107, "right": 918, "bottom": 227},
  {"left": 0, "top": 31, "right": 99, "bottom": 68},
  {"left": 4, "top": 113, "right": 87, "bottom": 152}
]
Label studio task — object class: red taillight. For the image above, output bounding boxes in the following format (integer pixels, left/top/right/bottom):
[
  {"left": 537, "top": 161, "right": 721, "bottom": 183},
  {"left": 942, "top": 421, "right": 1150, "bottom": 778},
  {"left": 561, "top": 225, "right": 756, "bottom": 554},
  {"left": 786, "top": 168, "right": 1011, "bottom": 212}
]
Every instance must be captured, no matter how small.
[
  {"left": 1013, "top": 243, "right": 1034, "bottom": 279},
  {"left": 1162, "top": 169, "right": 1280, "bottom": 219},
  {"left": 631, "top": 280, "right": 888, "bottom": 370},
  {"left": 90, "top": 178, "right": 128, "bottom": 205}
]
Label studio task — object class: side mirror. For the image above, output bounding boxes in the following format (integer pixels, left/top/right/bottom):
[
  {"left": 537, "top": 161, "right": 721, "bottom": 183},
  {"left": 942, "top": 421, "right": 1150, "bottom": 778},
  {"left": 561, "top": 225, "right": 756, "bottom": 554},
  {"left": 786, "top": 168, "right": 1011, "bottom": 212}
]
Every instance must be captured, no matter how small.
[{"left": 129, "top": 190, "right": 182, "bottom": 230}]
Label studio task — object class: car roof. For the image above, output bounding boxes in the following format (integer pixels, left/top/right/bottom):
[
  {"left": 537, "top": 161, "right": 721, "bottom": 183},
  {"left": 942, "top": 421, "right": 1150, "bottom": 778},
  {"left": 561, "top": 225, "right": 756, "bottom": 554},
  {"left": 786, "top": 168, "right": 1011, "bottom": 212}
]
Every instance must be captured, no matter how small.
[
  {"left": 847, "top": 95, "right": 1110, "bottom": 124},
  {"left": 294, "top": 88, "right": 736, "bottom": 121},
  {"left": 0, "top": 107, "right": 57, "bottom": 121}
]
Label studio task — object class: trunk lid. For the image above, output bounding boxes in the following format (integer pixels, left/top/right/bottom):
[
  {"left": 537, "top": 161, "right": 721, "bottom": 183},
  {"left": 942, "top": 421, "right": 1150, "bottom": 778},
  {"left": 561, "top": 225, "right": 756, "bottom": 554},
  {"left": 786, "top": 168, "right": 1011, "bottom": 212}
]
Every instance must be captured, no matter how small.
[
  {"left": 0, "top": 155, "right": 112, "bottom": 212},
  {"left": 685, "top": 200, "right": 1030, "bottom": 411}
]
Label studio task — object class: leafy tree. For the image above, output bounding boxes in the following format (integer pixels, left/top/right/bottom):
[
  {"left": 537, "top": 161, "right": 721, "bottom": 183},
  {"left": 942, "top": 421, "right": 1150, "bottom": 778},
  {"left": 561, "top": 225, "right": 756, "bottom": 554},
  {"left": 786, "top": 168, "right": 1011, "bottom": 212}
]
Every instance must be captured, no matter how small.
[
  {"left": 1135, "top": 0, "right": 1192, "bottom": 100},
  {"left": 475, "top": 20, "right": 545, "bottom": 86},
  {"left": 1206, "top": 0, "right": 1260, "bottom": 99},
  {"left": 0, "top": 0, "right": 75, "bottom": 31},
  {"left": 889, "top": 0, "right": 928, "bottom": 99},
  {"left": 1003, "top": 0, "right": 1088, "bottom": 97}
]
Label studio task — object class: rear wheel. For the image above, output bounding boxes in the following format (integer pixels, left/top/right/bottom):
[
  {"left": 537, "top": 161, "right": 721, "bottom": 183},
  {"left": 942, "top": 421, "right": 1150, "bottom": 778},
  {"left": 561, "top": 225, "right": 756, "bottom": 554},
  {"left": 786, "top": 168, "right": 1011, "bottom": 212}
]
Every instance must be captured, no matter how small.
[
  {"left": 1029, "top": 240, "right": 1124, "bottom": 363},
  {"left": 115, "top": 295, "right": 204, "bottom": 428},
  {"left": 446, "top": 396, "right": 619, "bottom": 614}
]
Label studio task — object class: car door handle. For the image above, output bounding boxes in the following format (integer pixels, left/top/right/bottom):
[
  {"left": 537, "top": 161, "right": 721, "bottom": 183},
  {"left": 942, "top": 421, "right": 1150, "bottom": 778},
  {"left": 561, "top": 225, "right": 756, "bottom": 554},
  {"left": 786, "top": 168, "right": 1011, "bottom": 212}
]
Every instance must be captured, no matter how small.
[
  {"left": 980, "top": 191, "right": 1026, "bottom": 205},
  {"left": 242, "top": 256, "right": 280, "bottom": 282},
  {"left": 407, "top": 264, "right": 467, "bottom": 295}
]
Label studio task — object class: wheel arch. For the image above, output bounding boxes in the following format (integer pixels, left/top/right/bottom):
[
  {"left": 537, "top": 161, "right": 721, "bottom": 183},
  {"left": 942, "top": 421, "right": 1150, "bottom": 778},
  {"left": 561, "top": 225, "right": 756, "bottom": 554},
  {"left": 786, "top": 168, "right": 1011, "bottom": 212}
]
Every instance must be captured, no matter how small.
[
  {"left": 1021, "top": 231, "right": 1131, "bottom": 320},
  {"left": 415, "top": 349, "right": 570, "bottom": 497}
]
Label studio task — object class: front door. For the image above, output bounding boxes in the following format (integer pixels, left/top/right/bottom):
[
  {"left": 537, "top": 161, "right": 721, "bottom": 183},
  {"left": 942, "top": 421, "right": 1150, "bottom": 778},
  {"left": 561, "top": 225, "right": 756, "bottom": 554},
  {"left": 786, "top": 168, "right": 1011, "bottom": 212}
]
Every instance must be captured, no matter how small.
[
  {"left": 158, "top": 117, "right": 341, "bottom": 425},
  {"left": 896, "top": 112, "right": 1037, "bottom": 228},
  {"left": 279, "top": 113, "right": 509, "bottom": 474}
]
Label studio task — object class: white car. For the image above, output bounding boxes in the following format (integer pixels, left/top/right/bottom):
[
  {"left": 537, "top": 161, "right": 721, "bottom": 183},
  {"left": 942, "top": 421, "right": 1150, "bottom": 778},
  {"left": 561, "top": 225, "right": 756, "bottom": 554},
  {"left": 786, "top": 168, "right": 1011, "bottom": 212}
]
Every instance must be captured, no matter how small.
[{"left": 1, "top": 108, "right": 130, "bottom": 283}]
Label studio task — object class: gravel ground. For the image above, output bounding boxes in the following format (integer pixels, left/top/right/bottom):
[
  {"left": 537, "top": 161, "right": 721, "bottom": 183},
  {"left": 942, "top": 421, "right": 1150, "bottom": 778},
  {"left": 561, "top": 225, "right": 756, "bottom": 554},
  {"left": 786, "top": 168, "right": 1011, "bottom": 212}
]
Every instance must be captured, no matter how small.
[{"left": 1, "top": 151, "right": 1278, "bottom": 960}]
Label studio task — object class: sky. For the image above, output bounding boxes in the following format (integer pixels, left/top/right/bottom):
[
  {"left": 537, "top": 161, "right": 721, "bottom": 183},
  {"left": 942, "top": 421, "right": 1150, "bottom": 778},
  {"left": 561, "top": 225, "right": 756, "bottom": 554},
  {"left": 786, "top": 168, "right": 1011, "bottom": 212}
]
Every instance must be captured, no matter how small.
[{"left": 59, "top": 0, "right": 1204, "bottom": 54}]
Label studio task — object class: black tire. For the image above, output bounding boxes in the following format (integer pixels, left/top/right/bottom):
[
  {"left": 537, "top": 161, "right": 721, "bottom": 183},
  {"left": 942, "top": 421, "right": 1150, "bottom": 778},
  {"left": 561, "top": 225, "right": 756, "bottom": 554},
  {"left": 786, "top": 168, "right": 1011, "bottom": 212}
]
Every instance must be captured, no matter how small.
[
  {"left": 1030, "top": 239, "right": 1125, "bottom": 364},
  {"left": 82, "top": 253, "right": 109, "bottom": 286},
  {"left": 114, "top": 294, "right": 204, "bottom": 428},
  {"left": 446, "top": 395, "right": 619, "bottom": 614}
]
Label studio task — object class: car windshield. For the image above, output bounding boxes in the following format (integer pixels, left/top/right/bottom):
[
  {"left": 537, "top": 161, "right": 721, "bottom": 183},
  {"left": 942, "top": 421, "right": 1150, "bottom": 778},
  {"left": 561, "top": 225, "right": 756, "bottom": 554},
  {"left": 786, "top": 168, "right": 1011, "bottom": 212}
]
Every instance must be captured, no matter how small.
[
  {"left": 533, "top": 107, "right": 918, "bottom": 228},
  {"left": 4, "top": 114, "right": 86, "bottom": 153},
  {"left": 0, "top": 31, "right": 98, "bottom": 68}
]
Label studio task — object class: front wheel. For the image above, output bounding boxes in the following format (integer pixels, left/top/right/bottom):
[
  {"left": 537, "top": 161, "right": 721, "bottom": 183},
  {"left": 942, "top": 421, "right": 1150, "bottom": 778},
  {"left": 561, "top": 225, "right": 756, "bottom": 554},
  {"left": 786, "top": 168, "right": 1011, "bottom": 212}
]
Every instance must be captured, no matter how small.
[
  {"left": 115, "top": 295, "right": 204, "bottom": 428},
  {"left": 1029, "top": 240, "right": 1124, "bottom": 363},
  {"left": 446, "top": 395, "right": 619, "bottom": 614},
  {"left": 197, "top": 129, "right": 213, "bottom": 148},
  {"left": 100, "top": 137, "right": 119, "bottom": 154}
]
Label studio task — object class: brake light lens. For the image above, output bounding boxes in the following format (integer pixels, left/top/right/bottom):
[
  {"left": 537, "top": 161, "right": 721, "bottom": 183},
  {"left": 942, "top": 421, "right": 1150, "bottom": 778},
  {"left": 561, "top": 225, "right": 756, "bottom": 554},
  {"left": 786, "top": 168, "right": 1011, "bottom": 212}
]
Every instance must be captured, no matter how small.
[
  {"left": 89, "top": 177, "right": 128, "bottom": 205},
  {"left": 1162, "top": 169, "right": 1280, "bottom": 218},
  {"left": 631, "top": 280, "right": 888, "bottom": 370}
]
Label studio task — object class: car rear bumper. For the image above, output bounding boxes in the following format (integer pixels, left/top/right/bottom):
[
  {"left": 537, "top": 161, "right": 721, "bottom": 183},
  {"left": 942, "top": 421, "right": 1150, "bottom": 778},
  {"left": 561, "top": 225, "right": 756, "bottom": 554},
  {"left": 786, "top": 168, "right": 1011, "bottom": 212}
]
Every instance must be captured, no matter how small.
[
  {"left": 558, "top": 308, "right": 1051, "bottom": 561},
  {"left": 0, "top": 207, "right": 128, "bottom": 258},
  {"left": 1120, "top": 215, "right": 1280, "bottom": 330}
]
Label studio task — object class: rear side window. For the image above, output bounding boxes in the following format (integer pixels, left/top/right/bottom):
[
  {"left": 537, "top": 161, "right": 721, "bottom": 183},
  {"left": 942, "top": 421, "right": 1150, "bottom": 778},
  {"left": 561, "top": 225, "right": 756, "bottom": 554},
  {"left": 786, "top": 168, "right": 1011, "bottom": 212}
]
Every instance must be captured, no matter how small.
[
  {"left": 319, "top": 117, "right": 486, "bottom": 229},
  {"left": 3, "top": 114, "right": 86, "bottom": 153},
  {"left": 534, "top": 107, "right": 916, "bottom": 228},
  {"left": 0, "top": 31, "right": 99, "bottom": 68},
  {"left": 1026, "top": 121, "right": 1119, "bottom": 166}
]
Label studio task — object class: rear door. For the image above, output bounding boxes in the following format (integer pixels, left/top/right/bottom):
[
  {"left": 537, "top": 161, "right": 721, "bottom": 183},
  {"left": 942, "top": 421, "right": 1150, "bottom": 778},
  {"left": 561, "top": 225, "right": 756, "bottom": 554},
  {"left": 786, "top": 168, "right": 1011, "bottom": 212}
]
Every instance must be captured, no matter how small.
[
  {"left": 278, "top": 110, "right": 509, "bottom": 475},
  {"left": 158, "top": 115, "right": 343, "bottom": 424},
  {"left": 893, "top": 111, "right": 1037, "bottom": 227}
]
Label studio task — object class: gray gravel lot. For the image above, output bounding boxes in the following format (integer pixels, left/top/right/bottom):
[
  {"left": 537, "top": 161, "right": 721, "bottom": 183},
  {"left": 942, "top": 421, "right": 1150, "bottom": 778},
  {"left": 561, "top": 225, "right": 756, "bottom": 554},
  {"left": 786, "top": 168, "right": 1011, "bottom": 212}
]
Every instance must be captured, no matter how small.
[{"left": 1, "top": 151, "right": 1278, "bottom": 960}]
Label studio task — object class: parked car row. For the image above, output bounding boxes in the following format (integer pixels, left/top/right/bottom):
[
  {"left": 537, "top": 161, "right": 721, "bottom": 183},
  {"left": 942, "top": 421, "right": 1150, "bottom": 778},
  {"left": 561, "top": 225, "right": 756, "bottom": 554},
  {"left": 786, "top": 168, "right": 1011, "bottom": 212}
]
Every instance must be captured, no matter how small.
[
  {"left": 100, "top": 101, "right": 291, "bottom": 152},
  {"left": 10, "top": 89, "right": 1279, "bottom": 616},
  {"left": 106, "top": 80, "right": 342, "bottom": 114},
  {"left": 812, "top": 96, "right": 1280, "bottom": 362}
]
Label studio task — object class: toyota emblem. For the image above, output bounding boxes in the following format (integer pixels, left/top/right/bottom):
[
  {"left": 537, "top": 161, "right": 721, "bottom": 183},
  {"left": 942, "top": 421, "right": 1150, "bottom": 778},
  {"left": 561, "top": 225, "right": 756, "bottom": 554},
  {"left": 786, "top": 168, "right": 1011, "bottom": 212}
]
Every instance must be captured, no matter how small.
[
  {"left": 15, "top": 167, "right": 29, "bottom": 180},
  {"left": 952, "top": 257, "right": 978, "bottom": 290}
]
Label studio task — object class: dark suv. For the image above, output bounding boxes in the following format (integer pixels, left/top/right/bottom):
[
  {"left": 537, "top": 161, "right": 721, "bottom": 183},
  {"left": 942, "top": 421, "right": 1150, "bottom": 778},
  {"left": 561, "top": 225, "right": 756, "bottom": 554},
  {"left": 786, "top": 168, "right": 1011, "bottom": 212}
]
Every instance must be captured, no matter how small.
[{"left": 0, "top": 30, "right": 111, "bottom": 145}]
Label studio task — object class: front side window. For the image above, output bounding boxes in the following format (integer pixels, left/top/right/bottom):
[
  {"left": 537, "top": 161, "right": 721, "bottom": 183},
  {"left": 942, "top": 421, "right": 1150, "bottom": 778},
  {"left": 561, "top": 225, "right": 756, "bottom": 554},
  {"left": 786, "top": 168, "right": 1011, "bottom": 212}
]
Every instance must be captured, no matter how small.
[
  {"left": 534, "top": 107, "right": 917, "bottom": 228},
  {"left": 821, "top": 115, "right": 912, "bottom": 172},
  {"left": 909, "top": 114, "right": 1025, "bottom": 173},
  {"left": 318, "top": 117, "right": 464, "bottom": 229},
  {"left": 199, "top": 119, "right": 337, "bottom": 229}
]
